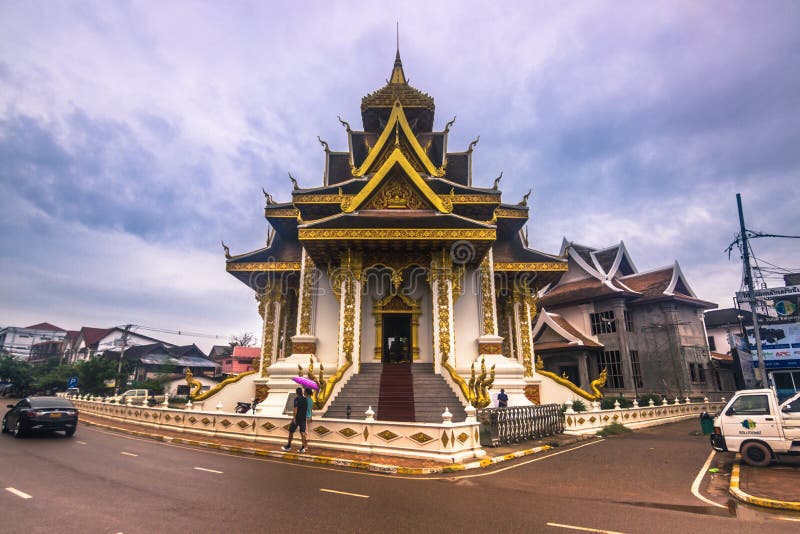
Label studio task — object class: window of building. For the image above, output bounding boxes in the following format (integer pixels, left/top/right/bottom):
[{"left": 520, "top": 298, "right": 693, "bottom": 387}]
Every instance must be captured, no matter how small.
[
  {"left": 707, "top": 336, "right": 716, "bottom": 351},
  {"left": 630, "top": 350, "right": 643, "bottom": 388},
  {"left": 690, "top": 363, "right": 697, "bottom": 382},
  {"left": 596, "top": 350, "right": 624, "bottom": 388},
  {"left": 590, "top": 311, "right": 617, "bottom": 335},
  {"left": 698, "top": 365, "right": 706, "bottom": 384},
  {"left": 624, "top": 310, "right": 633, "bottom": 332}
]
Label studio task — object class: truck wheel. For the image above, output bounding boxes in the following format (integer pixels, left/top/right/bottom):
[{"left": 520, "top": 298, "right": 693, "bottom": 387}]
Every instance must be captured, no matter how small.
[{"left": 741, "top": 441, "right": 772, "bottom": 467}]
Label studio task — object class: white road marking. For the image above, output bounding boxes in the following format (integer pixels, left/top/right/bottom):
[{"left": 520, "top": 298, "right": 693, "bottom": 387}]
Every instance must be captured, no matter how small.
[
  {"left": 320, "top": 488, "right": 369, "bottom": 499},
  {"left": 690, "top": 450, "right": 727, "bottom": 509},
  {"left": 85, "top": 426, "right": 601, "bottom": 481},
  {"left": 546, "top": 522, "right": 624, "bottom": 534},
  {"left": 120, "top": 451, "right": 138, "bottom": 457},
  {"left": 76, "top": 440, "right": 87, "bottom": 445},
  {"left": 778, "top": 517, "right": 800, "bottom": 522},
  {"left": 5, "top": 487, "right": 32, "bottom": 499},
  {"left": 453, "top": 439, "right": 605, "bottom": 479},
  {"left": 194, "top": 467, "right": 223, "bottom": 474}
]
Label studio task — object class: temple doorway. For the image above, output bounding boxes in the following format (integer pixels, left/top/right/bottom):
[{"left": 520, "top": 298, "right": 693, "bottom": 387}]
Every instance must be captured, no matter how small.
[{"left": 383, "top": 313, "right": 412, "bottom": 363}]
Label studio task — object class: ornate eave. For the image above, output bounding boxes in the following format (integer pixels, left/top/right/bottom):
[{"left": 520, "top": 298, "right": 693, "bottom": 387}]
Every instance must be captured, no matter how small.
[
  {"left": 353, "top": 101, "right": 443, "bottom": 178},
  {"left": 344, "top": 148, "right": 451, "bottom": 213}
]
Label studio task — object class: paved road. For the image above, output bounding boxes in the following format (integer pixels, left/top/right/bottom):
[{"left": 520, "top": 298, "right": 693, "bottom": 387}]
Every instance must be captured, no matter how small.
[{"left": 1, "top": 418, "right": 798, "bottom": 533}]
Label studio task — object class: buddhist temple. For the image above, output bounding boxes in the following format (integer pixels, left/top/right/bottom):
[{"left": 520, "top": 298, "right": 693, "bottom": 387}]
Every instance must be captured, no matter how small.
[{"left": 221, "top": 48, "right": 591, "bottom": 420}]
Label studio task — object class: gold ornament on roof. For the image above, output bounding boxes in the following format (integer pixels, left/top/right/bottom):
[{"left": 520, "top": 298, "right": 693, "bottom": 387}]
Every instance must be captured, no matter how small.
[{"left": 337, "top": 115, "right": 352, "bottom": 133}]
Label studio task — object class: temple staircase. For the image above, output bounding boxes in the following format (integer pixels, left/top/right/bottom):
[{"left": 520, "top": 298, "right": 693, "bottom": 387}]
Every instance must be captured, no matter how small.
[
  {"left": 322, "top": 363, "right": 382, "bottom": 420},
  {"left": 321, "top": 363, "right": 467, "bottom": 422},
  {"left": 411, "top": 364, "right": 467, "bottom": 423},
  {"left": 377, "top": 363, "right": 415, "bottom": 421}
]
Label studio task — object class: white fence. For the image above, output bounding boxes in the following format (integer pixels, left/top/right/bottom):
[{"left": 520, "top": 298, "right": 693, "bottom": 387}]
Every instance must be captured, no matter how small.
[
  {"left": 69, "top": 397, "right": 485, "bottom": 463},
  {"left": 563, "top": 397, "right": 726, "bottom": 435}
]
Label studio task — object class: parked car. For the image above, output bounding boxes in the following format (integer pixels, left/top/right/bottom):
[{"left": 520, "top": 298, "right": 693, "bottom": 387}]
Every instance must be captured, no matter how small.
[
  {"left": 2, "top": 396, "right": 79, "bottom": 438},
  {"left": 0, "top": 384, "right": 30, "bottom": 398},
  {"left": 112, "top": 389, "right": 165, "bottom": 405},
  {"left": 710, "top": 389, "right": 800, "bottom": 466}
]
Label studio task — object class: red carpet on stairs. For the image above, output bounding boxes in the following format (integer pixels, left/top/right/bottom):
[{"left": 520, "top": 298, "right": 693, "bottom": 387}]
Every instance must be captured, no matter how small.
[{"left": 377, "top": 363, "right": 415, "bottom": 422}]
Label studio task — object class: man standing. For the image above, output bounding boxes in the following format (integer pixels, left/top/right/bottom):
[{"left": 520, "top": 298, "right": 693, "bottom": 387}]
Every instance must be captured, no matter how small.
[
  {"left": 497, "top": 388, "right": 509, "bottom": 408},
  {"left": 282, "top": 387, "right": 309, "bottom": 453}
]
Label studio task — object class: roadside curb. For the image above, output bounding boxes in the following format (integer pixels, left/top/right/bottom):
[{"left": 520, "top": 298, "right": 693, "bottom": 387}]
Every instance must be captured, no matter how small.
[
  {"left": 79, "top": 418, "right": 592, "bottom": 475},
  {"left": 729, "top": 454, "right": 800, "bottom": 511}
]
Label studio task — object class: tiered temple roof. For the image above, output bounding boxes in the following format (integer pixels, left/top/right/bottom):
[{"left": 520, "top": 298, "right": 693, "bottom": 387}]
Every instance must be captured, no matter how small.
[{"left": 226, "top": 50, "right": 566, "bottom": 287}]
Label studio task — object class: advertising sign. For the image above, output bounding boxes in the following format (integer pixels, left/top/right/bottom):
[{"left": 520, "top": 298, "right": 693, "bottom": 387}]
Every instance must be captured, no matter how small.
[
  {"left": 737, "top": 285, "right": 800, "bottom": 324},
  {"left": 744, "top": 320, "right": 800, "bottom": 370}
]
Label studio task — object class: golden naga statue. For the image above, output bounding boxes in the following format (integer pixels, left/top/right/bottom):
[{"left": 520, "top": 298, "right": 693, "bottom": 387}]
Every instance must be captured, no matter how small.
[
  {"left": 467, "top": 357, "right": 496, "bottom": 408},
  {"left": 298, "top": 357, "right": 350, "bottom": 409},
  {"left": 184, "top": 367, "right": 203, "bottom": 399},
  {"left": 535, "top": 355, "right": 607, "bottom": 401}
]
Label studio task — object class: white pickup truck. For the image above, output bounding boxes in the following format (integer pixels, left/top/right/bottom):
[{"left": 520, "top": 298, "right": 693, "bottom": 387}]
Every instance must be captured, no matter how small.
[{"left": 710, "top": 388, "right": 800, "bottom": 466}]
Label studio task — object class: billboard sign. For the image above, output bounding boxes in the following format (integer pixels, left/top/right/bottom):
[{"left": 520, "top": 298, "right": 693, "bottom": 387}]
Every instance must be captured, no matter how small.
[
  {"left": 737, "top": 285, "right": 800, "bottom": 324},
  {"left": 744, "top": 320, "right": 800, "bottom": 370}
]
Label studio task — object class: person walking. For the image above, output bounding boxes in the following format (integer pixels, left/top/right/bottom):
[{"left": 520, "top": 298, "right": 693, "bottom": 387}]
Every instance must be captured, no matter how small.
[{"left": 282, "top": 387, "right": 309, "bottom": 453}]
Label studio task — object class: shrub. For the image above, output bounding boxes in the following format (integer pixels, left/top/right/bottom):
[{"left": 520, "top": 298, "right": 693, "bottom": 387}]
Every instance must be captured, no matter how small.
[
  {"left": 637, "top": 393, "right": 662, "bottom": 406},
  {"left": 596, "top": 422, "right": 632, "bottom": 437},
  {"left": 560, "top": 399, "right": 588, "bottom": 413},
  {"left": 600, "top": 396, "right": 632, "bottom": 409}
]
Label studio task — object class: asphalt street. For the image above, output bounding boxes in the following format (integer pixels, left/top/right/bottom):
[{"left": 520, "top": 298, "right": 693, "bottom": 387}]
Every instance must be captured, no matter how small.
[{"left": 1, "top": 418, "right": 798, "bottom": 533}]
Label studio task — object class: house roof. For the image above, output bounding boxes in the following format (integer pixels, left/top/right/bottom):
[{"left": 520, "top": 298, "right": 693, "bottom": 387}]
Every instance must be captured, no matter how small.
[
  {"left": 79, "top": 327, "right": 115, "bottom": 347},
  {"left": 711, "top": 351, "right": 734, "bottom": 362},
  {"left": 24, "top": 322, "right": 65, "bottom": 331},
  {"left": 532, "top": 310, "right": 604, "bottom": 352},
  {"left": 103, "top": 343, "right": 220, "bottom": 368},
  {"left": 540, "top": 278, "right": 637, "bottom": 308},
  {"left": 704, "top": 308, "right": 754, "bottom": 328},
  {"left": 232, "top": 346, "right": 261, "bottom": 358}
]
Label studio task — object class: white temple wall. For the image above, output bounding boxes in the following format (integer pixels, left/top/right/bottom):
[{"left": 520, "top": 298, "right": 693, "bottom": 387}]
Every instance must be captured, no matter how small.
[
  {"left": 418, "top": 289, "right": 433, "bottom": 363},
  {"left": 315, "top": 273, "right": 341, "bottom": 367},
  {"left": 360, "top": 292, "right": 378, "bottom": 363},
  {"left": 453, "top": 266, "right": 480, "bottom": 369}
]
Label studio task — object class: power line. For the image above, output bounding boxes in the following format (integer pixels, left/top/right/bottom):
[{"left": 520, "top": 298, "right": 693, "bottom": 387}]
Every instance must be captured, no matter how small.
[{"left": 122, "top": 324, "right": 231, "bottom": 341}]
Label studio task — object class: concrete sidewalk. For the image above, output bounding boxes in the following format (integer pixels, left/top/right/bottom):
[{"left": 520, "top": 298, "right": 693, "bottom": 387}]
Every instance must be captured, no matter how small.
[
  {"left": 730, "top": 454, "right": 800, "bottom": 511},
  {"left": 78, "top": 413, "right": 594, "bottom": 474}
]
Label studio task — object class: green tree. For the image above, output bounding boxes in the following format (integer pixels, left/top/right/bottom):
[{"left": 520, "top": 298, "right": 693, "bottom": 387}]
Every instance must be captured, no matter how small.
[
  {"left": 0, "top": 354, "right": 33, "bottom": 390},
  {"left": 33, "top": 365, "right": 76, "bottom": 393},
  {"left": 76, "top": 357, "right": 118, "bottom": 394}
]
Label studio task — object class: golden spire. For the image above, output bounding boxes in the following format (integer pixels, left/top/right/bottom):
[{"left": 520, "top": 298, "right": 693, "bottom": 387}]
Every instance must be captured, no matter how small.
[{"left": 390, "top": 22, "right": 406, "bottom": 85}]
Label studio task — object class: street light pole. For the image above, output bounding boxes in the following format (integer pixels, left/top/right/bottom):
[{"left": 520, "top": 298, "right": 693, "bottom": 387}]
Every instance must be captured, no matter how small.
[
  {"left": 736, "top": 193, "right": 767, "bottom": 386},
  {"left": 115, "top": 325, "right": 132, "bottom": 396}
]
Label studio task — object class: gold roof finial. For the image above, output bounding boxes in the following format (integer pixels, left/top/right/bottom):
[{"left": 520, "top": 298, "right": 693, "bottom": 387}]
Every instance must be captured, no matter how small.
[{"left": 390, "top": 22, "right": 406, "bottom": 85}]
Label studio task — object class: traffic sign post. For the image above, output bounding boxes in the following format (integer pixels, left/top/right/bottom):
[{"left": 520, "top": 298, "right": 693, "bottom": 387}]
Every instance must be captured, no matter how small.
[{"left": 67, "top": 377, "right": 79, "bottom": 389}]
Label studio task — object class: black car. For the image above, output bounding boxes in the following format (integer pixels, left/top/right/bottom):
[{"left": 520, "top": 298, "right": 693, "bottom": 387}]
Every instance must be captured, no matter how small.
[{"left": 2, "top": 396, "right": 79, "bottom": 438}]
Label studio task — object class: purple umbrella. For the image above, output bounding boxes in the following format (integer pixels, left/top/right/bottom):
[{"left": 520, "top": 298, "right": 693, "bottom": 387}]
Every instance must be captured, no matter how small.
[{"left": 292, "top": 376, "right": 319, "bottom": 390}]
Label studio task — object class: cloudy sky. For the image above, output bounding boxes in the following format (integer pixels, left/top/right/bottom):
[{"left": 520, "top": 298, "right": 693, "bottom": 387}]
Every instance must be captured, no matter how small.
[{"left": 1, "top": 1, "right": 798, "bottom": 351}]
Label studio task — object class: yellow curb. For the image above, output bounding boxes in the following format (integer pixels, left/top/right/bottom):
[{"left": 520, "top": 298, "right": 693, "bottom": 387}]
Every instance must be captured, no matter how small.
[{"left": 729, "top": 454, "right": 800, "bottom": 511}]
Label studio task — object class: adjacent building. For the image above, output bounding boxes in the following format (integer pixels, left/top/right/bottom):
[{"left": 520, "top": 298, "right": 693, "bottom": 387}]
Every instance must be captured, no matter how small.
[
  {"left": 0, "top": 323, "right": 67, "bottom": 361},
  {"left": 537, "top": 240, "right": 732, "bottom": 399}
]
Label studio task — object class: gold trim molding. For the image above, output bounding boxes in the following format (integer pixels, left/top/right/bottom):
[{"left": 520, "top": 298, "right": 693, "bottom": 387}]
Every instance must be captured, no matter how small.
[
  {"left": 265, "top": 208, "right": 300, "bottom": 218},
  {"left": 493, "top": 262, "right": 568, "bottom": 272},
  {"left": 299, "top": 229, "right": 495, "bottom": 241},
  {"left": 226, "top": 262, "right": 302, "bottom": 272}
]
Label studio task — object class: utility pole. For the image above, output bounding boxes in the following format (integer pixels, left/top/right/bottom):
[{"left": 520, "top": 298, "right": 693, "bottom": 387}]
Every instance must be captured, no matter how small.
[
  {"left": 115, "top": 325, "right": 132, "bottom": 396},
  {"left": 736, "top": 193, "right": 767, "bottom": 387}
]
